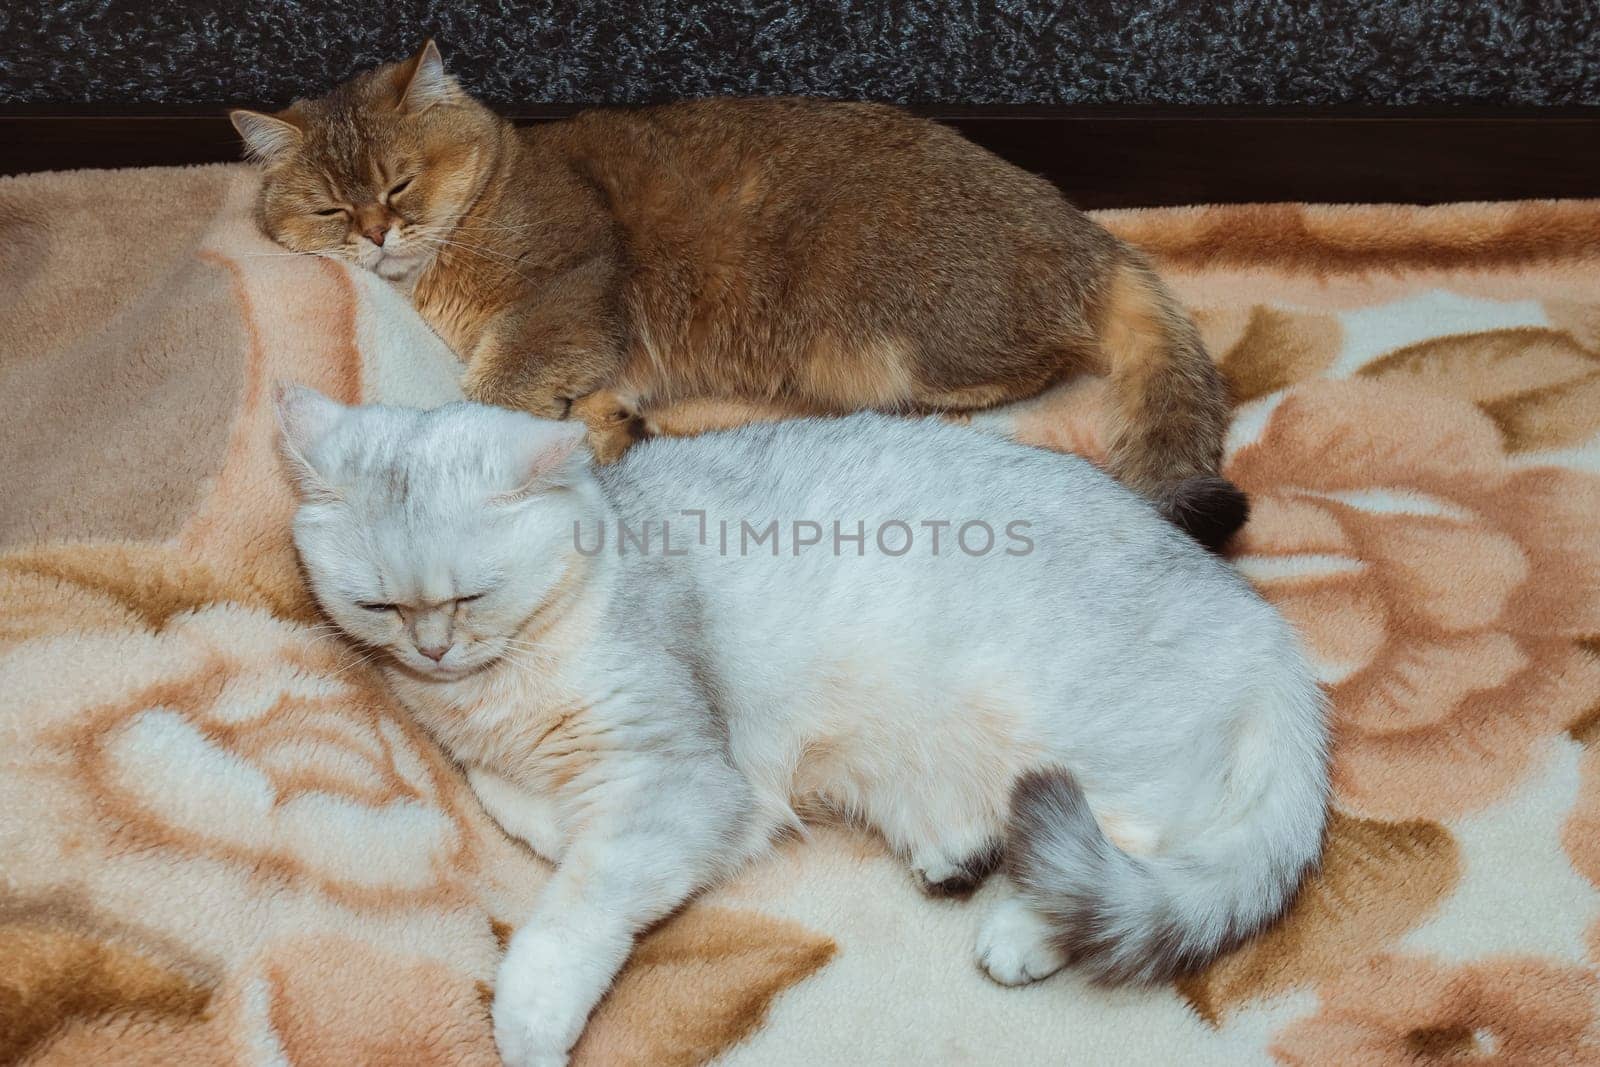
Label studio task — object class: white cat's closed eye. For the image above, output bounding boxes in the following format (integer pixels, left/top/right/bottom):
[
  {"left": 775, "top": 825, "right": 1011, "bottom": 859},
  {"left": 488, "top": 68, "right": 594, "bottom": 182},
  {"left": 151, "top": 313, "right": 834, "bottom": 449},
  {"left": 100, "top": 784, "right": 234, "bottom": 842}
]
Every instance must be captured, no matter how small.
[{"left": 357, "top": 594, "right": 483, "bottom": 614}]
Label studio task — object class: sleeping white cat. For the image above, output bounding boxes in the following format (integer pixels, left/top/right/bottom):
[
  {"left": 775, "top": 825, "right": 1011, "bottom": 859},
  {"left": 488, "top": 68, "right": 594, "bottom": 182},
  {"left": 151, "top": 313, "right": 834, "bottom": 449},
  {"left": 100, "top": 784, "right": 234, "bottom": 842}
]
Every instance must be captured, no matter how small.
[{"left": 278, "top": 385, "right": 1328, "bottom": 1067}]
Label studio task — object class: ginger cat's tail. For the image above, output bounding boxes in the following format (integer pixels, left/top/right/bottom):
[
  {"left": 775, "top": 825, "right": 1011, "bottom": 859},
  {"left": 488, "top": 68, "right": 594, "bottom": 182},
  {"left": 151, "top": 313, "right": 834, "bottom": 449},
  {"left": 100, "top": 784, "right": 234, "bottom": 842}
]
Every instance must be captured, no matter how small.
[{"left": 1095, "top": 257, "right": 1247, "bottom": 551}]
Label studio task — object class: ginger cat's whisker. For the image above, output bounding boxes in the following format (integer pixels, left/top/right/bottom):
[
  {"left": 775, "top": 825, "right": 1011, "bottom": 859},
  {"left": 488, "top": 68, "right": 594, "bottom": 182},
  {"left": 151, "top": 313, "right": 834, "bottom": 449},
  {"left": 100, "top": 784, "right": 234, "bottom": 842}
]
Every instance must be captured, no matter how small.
[
  {"left": 410, "top": 231, "right": 530, "bottom": 261},
  {"left": 410, "top": 236, "right": 540, "bottom": 285}
]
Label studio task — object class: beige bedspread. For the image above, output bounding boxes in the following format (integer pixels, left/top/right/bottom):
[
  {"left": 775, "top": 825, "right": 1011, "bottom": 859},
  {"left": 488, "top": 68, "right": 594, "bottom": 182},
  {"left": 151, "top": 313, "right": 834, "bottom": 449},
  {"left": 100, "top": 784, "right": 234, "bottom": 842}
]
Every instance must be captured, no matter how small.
[{"left": 3, "top": 164, "right": 1599, "bottom": 1065}]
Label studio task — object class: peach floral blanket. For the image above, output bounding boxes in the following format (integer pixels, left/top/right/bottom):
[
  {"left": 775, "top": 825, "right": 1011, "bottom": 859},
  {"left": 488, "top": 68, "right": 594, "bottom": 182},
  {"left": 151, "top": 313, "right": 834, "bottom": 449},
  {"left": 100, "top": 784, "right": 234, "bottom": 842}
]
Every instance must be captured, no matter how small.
[{"left": 2, "top": 164, "right": 1598, "bottom": 1065}]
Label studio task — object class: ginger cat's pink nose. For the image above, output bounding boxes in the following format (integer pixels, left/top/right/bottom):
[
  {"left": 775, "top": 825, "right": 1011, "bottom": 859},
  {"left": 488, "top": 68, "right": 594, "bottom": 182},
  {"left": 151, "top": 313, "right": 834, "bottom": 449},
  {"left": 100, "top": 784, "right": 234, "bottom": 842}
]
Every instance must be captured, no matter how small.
[
  {"left": 366, "top": 226, "right": 387, "bottom": 247},
  {"left": 418, "top": 643, "right": 449, "bottom": 662}
]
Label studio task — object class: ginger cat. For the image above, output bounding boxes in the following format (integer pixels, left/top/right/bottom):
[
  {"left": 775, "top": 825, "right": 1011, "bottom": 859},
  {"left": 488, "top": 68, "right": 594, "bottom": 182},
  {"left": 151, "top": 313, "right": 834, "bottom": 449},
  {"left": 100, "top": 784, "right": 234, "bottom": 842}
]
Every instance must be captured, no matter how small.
[{"left": 236, "top": 42, "right": 1246, "bottom": 549}]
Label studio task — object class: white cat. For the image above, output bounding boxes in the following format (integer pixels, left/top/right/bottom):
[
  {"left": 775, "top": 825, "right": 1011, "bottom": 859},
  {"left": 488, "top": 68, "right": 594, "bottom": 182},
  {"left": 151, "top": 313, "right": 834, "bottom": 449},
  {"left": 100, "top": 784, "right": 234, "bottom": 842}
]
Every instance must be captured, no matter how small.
[{"left": 278, "top": 385, "right": 1328, "bottom": 1067}]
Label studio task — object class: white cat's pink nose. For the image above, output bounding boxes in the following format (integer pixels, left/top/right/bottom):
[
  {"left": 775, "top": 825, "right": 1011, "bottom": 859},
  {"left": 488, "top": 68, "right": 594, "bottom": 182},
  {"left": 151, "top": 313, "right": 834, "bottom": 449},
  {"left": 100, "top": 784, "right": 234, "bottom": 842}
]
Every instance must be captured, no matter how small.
[{"left": 417, "top": 643, "right": 450, "bottom": 663}]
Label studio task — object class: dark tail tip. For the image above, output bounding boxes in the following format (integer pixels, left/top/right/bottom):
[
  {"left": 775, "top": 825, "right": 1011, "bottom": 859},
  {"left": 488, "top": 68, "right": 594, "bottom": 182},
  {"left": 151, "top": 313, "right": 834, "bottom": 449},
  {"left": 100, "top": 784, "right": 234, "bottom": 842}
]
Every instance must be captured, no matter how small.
[{"left": 1159, "top": 476, "right": 1250, "bottom": 553}]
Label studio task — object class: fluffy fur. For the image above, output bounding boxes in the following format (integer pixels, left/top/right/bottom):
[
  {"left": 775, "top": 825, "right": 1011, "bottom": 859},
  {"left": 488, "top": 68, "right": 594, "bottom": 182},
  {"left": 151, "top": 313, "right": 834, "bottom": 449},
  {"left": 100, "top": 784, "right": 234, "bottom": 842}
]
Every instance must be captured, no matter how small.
[
  {"left": 238, "top": 41, "right": 1247, "bottom": 550},
  {"left": 279, "top": 386, "right": 1326, "bottom": 1066}
]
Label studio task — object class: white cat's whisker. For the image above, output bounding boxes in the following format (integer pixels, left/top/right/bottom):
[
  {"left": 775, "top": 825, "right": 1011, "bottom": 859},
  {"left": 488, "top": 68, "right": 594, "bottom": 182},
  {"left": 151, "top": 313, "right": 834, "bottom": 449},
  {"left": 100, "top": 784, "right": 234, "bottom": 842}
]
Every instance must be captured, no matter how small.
[
  {"left": 325, "top": 648, "right": 388, "bottom": 681},
  {"left": 500, "top": 637, "right": 561, "bottom": 654}
]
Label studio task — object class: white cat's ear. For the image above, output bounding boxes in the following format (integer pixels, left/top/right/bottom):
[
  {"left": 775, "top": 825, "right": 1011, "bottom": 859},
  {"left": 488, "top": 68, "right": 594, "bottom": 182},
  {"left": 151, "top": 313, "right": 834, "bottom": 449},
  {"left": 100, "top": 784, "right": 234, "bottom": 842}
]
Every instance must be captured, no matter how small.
[
  {"left": 275, "top": 382, "right": 345, "bottom": 501},
  {"left": 229, "top": 109, "right": 302, "bottom": 164},
  {"left": 398, "top": 40, "right": 462, "bottom": 114},
  {"left": 495, "top": 418, "right": 591, "bottom": 502}
]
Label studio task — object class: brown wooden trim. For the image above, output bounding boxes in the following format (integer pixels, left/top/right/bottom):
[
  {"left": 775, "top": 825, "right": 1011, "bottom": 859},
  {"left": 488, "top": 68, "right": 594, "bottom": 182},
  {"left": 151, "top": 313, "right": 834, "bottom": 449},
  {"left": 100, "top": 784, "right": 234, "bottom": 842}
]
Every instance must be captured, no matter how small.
[{"left": 4, "top": 108, "right": 1598, "bottom": 209}]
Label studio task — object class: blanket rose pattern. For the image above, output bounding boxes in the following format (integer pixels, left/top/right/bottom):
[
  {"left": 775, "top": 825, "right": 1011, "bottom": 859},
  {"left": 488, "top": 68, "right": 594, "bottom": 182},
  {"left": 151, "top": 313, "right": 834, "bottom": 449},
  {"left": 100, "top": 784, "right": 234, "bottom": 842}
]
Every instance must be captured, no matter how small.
[{"left": 2, "top": 167, "right": 1597, "bottom": 1065}]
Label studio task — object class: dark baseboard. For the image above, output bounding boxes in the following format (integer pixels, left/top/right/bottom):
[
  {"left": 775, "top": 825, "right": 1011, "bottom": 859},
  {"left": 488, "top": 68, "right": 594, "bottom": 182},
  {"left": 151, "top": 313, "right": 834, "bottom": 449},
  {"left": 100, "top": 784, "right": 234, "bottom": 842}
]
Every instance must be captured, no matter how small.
[{"left": 4, "top": 106, "right": 1598, "bottom": 209}]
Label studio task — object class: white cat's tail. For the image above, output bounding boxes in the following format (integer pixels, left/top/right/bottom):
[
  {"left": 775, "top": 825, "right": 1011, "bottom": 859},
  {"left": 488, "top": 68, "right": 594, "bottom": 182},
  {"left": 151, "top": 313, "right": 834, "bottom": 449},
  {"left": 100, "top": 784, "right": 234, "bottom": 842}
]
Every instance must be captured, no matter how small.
[{"left": 1005, "top": 685, "right": 1328, "bottom": 984}]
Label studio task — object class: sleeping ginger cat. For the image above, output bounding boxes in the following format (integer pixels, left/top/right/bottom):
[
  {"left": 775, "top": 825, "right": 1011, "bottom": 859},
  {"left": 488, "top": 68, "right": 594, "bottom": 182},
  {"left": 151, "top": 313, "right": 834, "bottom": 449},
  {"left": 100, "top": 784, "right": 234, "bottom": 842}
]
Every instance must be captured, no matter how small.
[{"left": 235, "top": 41, "right": 1246, "bottom": 549}]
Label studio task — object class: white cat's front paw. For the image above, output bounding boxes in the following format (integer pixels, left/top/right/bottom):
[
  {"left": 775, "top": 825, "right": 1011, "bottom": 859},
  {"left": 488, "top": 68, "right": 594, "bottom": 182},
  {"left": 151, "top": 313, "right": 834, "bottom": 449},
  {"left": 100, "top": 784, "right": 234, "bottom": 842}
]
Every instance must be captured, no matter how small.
[
  {"left": 492, "top": 993, "right": 571, "bottom": 1067},
  {"left": 976, "top": 896, "right": 1069, "bottom": 986},
  {"left": 492, "top": 959, "right": 579, "bottom": 1067}
]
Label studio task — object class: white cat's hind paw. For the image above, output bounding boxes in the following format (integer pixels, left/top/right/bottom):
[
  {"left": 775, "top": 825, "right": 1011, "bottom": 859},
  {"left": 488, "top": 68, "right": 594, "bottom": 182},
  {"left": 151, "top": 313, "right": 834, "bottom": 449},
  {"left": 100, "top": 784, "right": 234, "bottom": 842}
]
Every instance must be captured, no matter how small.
[{"left": 977, "top": 896, "right": 1068, "bottom": 986}]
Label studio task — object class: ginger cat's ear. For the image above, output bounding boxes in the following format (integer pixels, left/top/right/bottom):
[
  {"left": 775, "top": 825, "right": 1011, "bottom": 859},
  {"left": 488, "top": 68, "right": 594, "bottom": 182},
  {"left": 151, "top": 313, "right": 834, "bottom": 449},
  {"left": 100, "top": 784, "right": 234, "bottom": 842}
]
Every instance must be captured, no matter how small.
[
  {"left": 398, "top": 39, "right": 462, "bottom": 114},
  {"left": 275, "top": 382, "right": 346, "bottom": 501},
  {"left": 229, "top": 109, "right": 301, "bottom": 164}
]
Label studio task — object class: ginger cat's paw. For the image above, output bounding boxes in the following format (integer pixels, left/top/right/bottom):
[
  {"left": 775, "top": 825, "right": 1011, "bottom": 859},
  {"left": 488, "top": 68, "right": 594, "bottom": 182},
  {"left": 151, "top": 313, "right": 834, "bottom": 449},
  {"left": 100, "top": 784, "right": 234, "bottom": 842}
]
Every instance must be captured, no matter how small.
[
  {"left": 571, "top": 391, "right": 645, "bottom": 464},
  {"left": 584, "top": 418, "right": 644, "bottom": 465}
]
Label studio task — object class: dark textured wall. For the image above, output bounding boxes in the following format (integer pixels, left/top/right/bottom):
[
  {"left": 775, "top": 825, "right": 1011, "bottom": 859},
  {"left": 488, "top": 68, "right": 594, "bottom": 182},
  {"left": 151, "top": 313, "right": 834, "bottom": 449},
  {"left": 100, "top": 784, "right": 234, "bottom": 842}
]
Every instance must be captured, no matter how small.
[{"left": 3, "top": 1, "right": 1597, "bottom": 109}]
